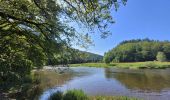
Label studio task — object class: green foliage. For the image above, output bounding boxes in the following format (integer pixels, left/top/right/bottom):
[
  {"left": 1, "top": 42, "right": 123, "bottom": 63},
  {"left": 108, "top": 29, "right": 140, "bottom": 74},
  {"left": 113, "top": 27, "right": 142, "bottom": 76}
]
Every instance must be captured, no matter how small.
[
  {"left": 138, "top": 62, "right": 158, "bottom": 69},
  {"left": 104, "top": 39, "right": 170, "bottom": 63},
  {"left": 156, "top": 52, "right": 167, "bottom": 62},
  {"left": 103, "top": 51, "right": 112, "bottom": 64},
  {"left": 70, "top": 50, "right": 103, "bottom": 64},
  {"left": 60, "top": 0, "right": 127, "bottom": 37},
  {"left": 47, "top": 49, "right": 103, "bottom": 65},
  {"left": 1, "top": 0, "right": 62, "bottom": 91},
  {"left": 49, "top": 90, "right": 88, "bottom": 100},
  {"left": 0, "top": 0, "right": 127, "bottom": 98},
  {"left": 63, "top": 90, "right": 88, "bottom": 100},
  {"left": 0, "top": 33, "right": 46, "bottom": 91}
]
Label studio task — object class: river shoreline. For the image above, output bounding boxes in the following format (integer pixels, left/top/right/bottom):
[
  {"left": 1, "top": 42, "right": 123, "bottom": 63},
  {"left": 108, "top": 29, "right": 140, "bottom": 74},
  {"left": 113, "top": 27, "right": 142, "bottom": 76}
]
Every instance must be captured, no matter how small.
[{"left": 70, "top": 61, "right": 170, "bottom": 69}]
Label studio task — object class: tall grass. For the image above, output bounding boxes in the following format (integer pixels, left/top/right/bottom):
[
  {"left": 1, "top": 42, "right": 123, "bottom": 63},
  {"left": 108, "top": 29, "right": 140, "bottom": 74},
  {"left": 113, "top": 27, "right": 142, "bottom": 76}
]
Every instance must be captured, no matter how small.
[
  {"left": 63, "top": 90, "right": 88, "bottom": 100},
  {"left": 49, "top": 90, "right": 88, "bottom": 100}
]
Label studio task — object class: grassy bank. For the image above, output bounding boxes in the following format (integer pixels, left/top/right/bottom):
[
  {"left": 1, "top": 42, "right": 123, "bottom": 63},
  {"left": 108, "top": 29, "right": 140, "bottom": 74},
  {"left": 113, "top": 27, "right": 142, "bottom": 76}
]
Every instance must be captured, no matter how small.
[
  {"left": 49, "top": 89, "right": 139, "bottom": 100},
  {"left": 70, "top": 63, "right": 110, "bottom": 67},
  {"left": 70, "top": 62, "right": 170, "bottom": 69}
]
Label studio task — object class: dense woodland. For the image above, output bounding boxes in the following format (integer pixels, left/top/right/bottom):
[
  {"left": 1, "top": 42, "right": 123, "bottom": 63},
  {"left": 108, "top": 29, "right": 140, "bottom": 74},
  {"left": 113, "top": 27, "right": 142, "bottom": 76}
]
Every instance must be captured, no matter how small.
[
  {"left": 103, "top": 39, "right": 170, "bottom": 63},
  {"left": 70, "top": 51, "right": 103, "bottom": 64},
  {"left": 48, "top": 49, "right": 103, "bottom": 65}
]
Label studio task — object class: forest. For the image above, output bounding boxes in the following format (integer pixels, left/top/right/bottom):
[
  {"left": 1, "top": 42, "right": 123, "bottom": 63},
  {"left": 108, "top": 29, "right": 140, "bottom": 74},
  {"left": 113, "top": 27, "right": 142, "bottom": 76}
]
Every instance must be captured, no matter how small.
[
  {"left": 69, "top": 51, "right": 103, "bottom": 64},
  {"left": 103, "top": 39, "right": 170, "bottom": 63},
  {"left": 47, "top": 49, "right": 103, "bottom": 65}
]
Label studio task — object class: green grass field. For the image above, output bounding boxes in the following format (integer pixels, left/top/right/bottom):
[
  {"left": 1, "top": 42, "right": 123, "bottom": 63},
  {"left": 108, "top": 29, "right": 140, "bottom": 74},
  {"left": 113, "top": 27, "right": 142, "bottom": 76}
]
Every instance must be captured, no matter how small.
[{"left": 70, "top": 61, "right": 170, "bottom": 69}]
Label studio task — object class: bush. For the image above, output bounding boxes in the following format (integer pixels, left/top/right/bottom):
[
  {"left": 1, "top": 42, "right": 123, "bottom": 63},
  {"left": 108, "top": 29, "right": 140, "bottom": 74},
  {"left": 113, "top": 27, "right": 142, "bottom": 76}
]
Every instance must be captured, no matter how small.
[
  {"left": 156, "top": 52, "right": 167, "bottom": 62},
  {"left": 63, "top": 90, "right": 88, "bottom": 100},
  {"left": 49, "top": 90, "right": 88, "bottom": 100},
  {"left": 139, "top": 62, "right": 158, "bottom": 69}
]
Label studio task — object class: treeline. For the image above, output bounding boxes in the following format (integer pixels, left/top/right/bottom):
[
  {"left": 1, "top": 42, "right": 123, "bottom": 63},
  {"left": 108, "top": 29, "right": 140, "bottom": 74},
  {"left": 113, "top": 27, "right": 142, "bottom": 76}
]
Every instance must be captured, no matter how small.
[
  {"left": 48, "top": 49, "right": 103, "bottom": 65},
  {"left": 70, "top": 51, "right": 103, "bottom": 64},
  {"left": 103, "top": 39, "right": 170, "bottom": 63},
  {"left": 119, "top": 38, "right": 164, "bottom": 45}
]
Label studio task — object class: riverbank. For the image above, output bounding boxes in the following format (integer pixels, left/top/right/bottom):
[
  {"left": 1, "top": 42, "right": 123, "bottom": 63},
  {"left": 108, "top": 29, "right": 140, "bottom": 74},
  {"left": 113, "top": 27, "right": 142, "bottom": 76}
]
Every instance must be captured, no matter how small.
[
  {"left": 70, "top": 61, "right": 170, "bottom": 69},
  {"left": 49, "top": 89, "right": 139, "bottom": 100}
]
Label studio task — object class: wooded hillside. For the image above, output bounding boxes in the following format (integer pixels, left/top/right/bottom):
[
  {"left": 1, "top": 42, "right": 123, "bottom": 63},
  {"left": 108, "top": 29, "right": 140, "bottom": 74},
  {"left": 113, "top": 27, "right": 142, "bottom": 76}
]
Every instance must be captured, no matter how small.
[{"left": 103, "top": 39, "right": 170, "bottom": 63}]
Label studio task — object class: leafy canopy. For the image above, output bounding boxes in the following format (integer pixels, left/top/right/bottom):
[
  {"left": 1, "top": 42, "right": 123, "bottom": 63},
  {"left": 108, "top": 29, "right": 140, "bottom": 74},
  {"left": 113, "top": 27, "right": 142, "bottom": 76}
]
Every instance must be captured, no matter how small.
[{"left": 0, "top": 0, "right": 127, "bottom": 91}]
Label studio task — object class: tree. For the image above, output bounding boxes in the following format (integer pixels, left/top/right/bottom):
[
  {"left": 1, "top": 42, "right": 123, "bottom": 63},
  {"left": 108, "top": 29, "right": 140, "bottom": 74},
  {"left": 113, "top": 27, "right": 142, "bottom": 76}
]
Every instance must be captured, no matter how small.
[
  {"left": 163, "top": 43, "right": 170, "bottom": 60},
  {"left": 0, "top": 0, "right": 127, "bottom": 95},
  {"left": 156, "top": 52, "right": 167, "bottom": 62},
  {"left": 58, "top": 0, "right": 127, "bottom": 38}
]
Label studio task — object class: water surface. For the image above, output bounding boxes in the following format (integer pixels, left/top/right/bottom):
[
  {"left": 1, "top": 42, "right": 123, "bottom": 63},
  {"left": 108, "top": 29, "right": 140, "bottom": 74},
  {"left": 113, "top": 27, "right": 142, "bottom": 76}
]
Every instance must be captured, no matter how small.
[{"left": 40, "top": 67, "right": 170, "bottom": 100}]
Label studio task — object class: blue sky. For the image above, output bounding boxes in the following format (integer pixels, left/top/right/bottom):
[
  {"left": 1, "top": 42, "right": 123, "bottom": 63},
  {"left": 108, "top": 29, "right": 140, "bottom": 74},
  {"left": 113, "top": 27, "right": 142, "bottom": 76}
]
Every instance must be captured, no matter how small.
[{"left": 75, "top": 0, "right": 170, "bottom": 55}]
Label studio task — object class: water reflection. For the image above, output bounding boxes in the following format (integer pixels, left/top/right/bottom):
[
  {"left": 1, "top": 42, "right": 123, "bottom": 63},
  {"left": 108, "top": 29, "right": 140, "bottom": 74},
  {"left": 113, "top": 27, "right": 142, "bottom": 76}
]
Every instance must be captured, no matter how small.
[
  {"left": 39, "top": 67, "right": 96, "bottom": 100},
  {"left": 38, "top": 67, "right": 94, "bottom": 89},
  {"left": 40, "top": 67, "right": 170, "bottom": 100},
  {"left": 105, "top": 68, "right": 170, "bottom": 92}
]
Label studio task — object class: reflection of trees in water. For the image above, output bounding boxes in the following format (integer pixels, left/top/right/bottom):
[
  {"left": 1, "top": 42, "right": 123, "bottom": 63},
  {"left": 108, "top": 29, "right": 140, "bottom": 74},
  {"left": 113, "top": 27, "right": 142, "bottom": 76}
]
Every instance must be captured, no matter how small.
[
  {"left": 30, "top": 70, "right": 76, "bottom": 99},
  {"left": 35, "top": 70, "right": 75, "bottom": 91},
  {"left": 105, "top": 68, "right": 170, "bottom": 92},
  {"left": 37, "top": 68, "right": 93, "bottom": 92}
]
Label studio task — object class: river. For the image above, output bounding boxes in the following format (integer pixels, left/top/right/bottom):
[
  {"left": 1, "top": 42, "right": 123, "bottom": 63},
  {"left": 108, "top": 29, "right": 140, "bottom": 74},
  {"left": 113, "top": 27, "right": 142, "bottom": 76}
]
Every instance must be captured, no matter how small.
[{"left": 40, "top": 67, "right": 170, "bottom": 100}]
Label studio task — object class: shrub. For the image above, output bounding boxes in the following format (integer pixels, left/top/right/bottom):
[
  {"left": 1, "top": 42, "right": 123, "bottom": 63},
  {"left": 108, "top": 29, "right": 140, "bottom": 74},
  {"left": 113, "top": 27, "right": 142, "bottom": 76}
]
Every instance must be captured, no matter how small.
[
  {"left": 49, "top": 90, "right": 88, "bottom": 100},
  {"left": 139, "top": 62, "right": 158, "bottom": 69},
  {"left": 63, "top": 90, "right": 88, "bottom": 100},
  {"left": 156, "top": 52, "right": 167, "bottom": 62}
]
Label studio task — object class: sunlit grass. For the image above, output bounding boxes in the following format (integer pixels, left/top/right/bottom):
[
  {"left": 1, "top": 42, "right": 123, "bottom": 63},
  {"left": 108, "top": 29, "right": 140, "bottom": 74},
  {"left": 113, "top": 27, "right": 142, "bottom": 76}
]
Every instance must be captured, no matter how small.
[
  {"left": 70, "top": 63, "right": 110, "bottom": 67},
  {"left": 70, "top": 61, "right": 170, "bottom": 69}
]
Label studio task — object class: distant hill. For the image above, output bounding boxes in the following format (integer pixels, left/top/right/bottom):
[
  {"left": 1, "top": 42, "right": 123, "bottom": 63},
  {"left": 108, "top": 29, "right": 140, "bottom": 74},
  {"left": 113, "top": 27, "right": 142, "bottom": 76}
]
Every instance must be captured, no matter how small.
[
  {"left": 82, "top": 51, "right": 103, "bottom": 62},
  {"left": 47, "top": 48, "right": 103, "bottom": 65},
  {"left": 103, "top": 39, "right": 170, "bottom": 63},
  {"left": 70, "top": 50, "right": 103, "bottom": 64}
]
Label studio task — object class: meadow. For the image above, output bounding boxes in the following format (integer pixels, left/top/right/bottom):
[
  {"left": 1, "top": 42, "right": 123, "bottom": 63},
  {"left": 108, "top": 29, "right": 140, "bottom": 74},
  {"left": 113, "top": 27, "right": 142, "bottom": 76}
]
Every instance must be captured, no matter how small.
[{"left": 70, "top": 61, "right": 170, "bottom": 69}]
